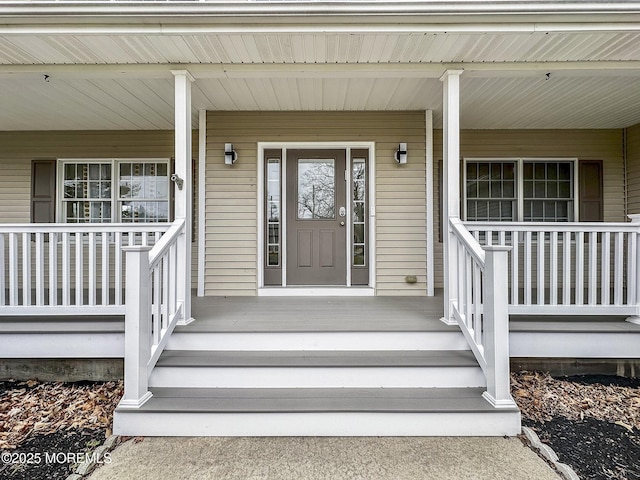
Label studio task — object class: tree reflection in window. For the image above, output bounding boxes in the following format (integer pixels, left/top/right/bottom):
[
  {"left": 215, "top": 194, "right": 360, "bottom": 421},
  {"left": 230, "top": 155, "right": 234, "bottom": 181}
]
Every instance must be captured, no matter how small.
[{"left": 297, "top": 159, "right": 335, "bottom": 219}]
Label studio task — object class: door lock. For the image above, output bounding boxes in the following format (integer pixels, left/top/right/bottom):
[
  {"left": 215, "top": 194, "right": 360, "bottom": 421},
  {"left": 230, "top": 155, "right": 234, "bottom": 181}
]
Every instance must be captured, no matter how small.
[{"left": 339, "top": 206, "right": 346, "bottom": 217}]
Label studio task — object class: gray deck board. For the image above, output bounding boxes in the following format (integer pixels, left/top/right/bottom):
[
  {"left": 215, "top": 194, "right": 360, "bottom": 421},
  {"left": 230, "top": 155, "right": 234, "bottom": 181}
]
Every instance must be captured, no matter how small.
[
  {"left": 156, "top": 350, "right": 478, "bottom": 368},
  {"left": 137, "top": 387, "right": 512, "bottom": 413},
  {"left": 187, "top": 295, "right": 447, "bottom": 333}
]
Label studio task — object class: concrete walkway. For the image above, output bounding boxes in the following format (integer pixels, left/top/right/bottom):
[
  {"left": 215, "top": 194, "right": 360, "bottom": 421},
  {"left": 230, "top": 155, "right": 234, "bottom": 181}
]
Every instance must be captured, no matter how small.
[{"left": 89, "top": 437, "right": 561, "bottom": 480}]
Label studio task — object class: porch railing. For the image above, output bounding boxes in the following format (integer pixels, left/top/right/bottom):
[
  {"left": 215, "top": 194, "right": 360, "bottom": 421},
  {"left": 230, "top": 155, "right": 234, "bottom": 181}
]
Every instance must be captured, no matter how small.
[
  {"left": 449, "top": 218, "right": 515, "bottom": 407},
  {"left": 120, "top": 219, "right": 185, "bottom": 408},
  {"left": 465, "top": 216, "right": 640, "bottom": 315},
  {"left": 0, "top": 223, "right": 170, "bottom": 315}
]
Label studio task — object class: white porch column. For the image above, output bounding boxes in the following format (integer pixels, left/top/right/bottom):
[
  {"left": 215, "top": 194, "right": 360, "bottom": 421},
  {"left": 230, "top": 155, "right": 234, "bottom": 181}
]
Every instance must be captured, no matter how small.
[
  {"left": 172, "top": 69, "right": 195, "bottom": 324},
  {"left": 197, "top": 109, "right": 206, "bottom": 298},
  {"left": 440, "top": 70, "right": 463, "bottom": 323},
  {"left": 425, "top": 110, "right": 435, "bottom": 297}
]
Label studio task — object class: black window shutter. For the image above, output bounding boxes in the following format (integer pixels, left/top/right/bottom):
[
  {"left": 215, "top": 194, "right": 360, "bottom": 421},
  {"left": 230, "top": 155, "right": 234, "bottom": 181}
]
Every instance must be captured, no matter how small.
[
  {"left": 31, "top": 160, "right": 56, "bottom": 223},
  {"left": 578, "top": 160, "right": 604, "bottom": 222}
]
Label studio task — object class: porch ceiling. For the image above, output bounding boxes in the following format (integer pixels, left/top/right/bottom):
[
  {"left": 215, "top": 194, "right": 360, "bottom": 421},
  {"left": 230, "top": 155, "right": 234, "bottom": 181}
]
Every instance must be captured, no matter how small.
[
  {"left": 0, "top": 24, "right": 639, "bottom": 130},
  {"left": 1, "top": 71, "right": 640, "bottom": 130}
]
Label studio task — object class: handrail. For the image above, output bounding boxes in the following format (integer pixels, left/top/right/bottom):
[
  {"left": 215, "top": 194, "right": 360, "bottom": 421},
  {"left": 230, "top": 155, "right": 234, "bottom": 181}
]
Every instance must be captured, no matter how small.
[
  {"left": 120, "top": 219, "right": 185, "bottom": 408},
  {"left": 449, "top": 217, "right": 515, "bottom": 409},
  {"left": 450, "top": 217, "right": 485, "bottom": 266},
  {"left": 463, "top": 220, "right": 637, "bottom": 233},
  {"left": 0, "top": 223, "right": 171, "bottom": 233},
  {"left": 149, "top": 219, "right": 185, "bottom": 269}
]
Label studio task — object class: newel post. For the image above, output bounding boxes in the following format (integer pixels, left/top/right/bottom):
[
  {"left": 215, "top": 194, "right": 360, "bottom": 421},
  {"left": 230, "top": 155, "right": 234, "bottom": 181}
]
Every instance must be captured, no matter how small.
[
  {"left": 119, "top": 246, "right": 153, "bottom": 408},
  {"left": 627, "top": 214, "right": 640, "bottom": 325},
  {"left": 482, "top": 245, "right": 516, "bottom": 408}
]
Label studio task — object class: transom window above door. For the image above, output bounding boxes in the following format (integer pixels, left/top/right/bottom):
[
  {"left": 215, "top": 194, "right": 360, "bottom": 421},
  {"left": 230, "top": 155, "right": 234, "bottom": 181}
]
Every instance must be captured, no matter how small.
[
  {"left": 59, "top": 159, "right": 170, "bottom": 223},
  {"left": 464, "top": 158, "right": 577, "bottom": 222}
]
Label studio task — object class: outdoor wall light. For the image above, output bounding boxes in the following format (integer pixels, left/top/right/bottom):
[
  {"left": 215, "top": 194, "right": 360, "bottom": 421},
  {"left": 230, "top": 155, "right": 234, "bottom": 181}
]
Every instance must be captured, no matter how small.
[
  {"left": 225, "top": 143, "right": 238, "bottom": 165},
  {"left": 395, "top": 143, "right": 408, "bottom": 164}
]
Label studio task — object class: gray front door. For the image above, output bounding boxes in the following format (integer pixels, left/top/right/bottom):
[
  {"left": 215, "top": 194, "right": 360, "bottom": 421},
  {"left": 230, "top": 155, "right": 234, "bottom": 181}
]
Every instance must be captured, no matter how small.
[{"left": 286, "top": 149, "right": 347, "bottom": 285}]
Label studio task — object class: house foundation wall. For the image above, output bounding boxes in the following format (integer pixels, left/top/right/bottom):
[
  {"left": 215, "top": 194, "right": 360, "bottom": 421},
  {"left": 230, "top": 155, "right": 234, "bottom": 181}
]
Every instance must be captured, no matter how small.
[
  {"left": 510, "top": 358, "right": 640, "bottom": 378},
  {"left": 0, "top": 358, "right": 123, "bottom": 382}
]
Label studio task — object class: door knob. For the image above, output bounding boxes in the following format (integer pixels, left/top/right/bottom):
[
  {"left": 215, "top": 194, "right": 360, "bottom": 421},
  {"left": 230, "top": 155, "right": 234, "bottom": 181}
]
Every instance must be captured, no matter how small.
[{"left": 340, "top": 221, "right": 345, "bottom": 226}]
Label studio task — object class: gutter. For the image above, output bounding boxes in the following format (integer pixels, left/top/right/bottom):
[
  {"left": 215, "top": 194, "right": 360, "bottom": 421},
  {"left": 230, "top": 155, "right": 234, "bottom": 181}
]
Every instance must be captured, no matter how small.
[{"left": 0, "top": 1, "right": 640, "bottom": 19}]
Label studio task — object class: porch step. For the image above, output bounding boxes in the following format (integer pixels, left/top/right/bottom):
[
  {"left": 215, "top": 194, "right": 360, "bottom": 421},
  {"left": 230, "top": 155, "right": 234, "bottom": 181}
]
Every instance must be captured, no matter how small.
[
  {"left": 114, "top": 387, "right": 520, "bottom": 436},
  {"left": 167, "top": 330, "right": 469, "bottom": 351},
  {"left": 149, "top": 350, "right": 486, "bottom": 388}
]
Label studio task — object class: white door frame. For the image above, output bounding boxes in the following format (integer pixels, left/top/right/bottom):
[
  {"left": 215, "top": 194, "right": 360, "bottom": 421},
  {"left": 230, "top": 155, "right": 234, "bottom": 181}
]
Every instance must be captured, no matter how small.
[{"left": 257, "top": 141, "right": 376, "bottom": 296}]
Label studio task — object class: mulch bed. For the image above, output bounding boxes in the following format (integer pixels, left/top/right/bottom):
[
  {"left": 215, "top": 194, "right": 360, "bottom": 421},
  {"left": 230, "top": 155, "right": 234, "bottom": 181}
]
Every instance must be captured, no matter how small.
[
  {"left": 512, "top": 372, "right": 640, "bottom": 480},
  {"left": 0, "top": 429, "right": 105, "bottom": 480},
  {"left": 0, "top": 380, "right": 123, "bottom": 480}
]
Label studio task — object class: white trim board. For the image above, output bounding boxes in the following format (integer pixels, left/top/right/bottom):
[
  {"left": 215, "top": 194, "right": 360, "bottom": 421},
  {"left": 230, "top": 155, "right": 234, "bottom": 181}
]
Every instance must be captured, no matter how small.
[
  {"left": 257, "top": 142, "right": 376, "bottom": 295},
  {"left": 197, "top": 109, "right": 206, "bottom": 297},
  {"left": 0, "top": 333, "right": 124, "bottom": 358}
]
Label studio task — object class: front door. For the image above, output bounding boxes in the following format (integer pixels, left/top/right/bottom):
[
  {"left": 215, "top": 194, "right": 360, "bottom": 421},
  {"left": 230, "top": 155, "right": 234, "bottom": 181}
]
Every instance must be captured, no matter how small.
[{"left": 286, "top": 149, "right": 347, "bottom": 285}]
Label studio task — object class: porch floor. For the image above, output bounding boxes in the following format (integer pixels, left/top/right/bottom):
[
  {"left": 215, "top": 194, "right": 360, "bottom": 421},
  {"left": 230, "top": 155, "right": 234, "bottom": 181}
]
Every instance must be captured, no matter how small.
[{"left": 188, "top": 294, "right": 446, "bottom": 332}]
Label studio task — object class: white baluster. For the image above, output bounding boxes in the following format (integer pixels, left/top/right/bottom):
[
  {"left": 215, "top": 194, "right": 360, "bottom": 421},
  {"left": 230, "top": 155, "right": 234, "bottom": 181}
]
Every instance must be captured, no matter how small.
[
  {"left": 101, "top": 233, "right": 109, "bottom": 306},
  {"left": 22, "top": 233, "right": 31, "bottom": 306},
  {"left": 49, "top": 232, "right": 58, "bottom": 306},
  {"left": 537, "top": 231, "right": 544, "bottom": 305},
  {"left": 524, "top": 231, "right": 532, "bottom": 305},
  {"left": 576, "top": 231, "right": 585, "bottom": 305},
  {"left": 614, "top": 232, "right": 623, "bottom": 305},
  {"left": 562, "top": 231, "right": 571, "bottom": 305},
  {"left": 550, "top": 231, "right": 558, "bottom": 305},
  {"left": 9, "top": 233, "right": 18, "bottom": 306},
  {"left": 511, "top": 230, "right": 519, "bottom": 305},
  {"left": 88, "top": 232, "right": 96, "bottom": 306},
  {"left": 588, "top": 232, "right": 597, "bottom": 305},
  {"left": 75, "top": 232, "right": 83, "bottom": 306},
  {"left": 601, "top": 232, "right": 610, "bottom": 305},
  {"left": 115, "top": 232, "right": 123, "bottom": 305},
  {"left": 35, "top": 232, "right": 44, "bottom": 306},
  {"left": 62, "top": 232, "right": 70, "bottom": 306}
]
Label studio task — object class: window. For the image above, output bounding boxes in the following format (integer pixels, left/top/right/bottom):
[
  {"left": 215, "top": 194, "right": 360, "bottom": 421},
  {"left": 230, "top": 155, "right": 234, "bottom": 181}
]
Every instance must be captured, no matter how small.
[
  {"left": 60, "top": 159, "right": 170, "bottom": 223},
  {"left": 464, "top": 158, "right": 576, "bottom": 222},
  {"left": 352, "top": 158, "right": 366, "bottom": 266},
  {"left": 266, "top": 158, "right": 281, "bottom": 266}
]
